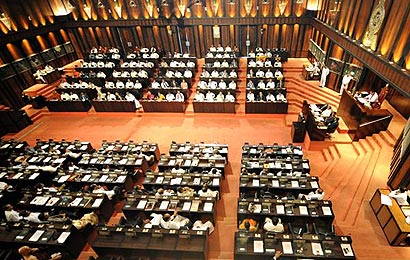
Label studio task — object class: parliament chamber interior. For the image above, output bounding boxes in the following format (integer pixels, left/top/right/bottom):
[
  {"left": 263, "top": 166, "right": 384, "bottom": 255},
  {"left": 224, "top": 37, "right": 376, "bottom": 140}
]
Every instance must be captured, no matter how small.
[{"left": 0, "top": 0, "right": 410, "bottom": 259}]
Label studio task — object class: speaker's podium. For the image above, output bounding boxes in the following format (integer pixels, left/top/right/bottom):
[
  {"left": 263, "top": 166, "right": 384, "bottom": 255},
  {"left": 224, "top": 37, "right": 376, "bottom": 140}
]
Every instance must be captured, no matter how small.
[{"left": 291, "top": 114, "right": 306, "bottom": 142}]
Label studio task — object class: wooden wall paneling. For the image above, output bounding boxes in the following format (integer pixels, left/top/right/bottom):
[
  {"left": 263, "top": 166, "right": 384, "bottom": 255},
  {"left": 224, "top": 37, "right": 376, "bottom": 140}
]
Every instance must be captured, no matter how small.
[
  {"left": 249, "top": 25, "right": 258, "bottom": 53},
  {"left": 301, "top": 25, "right": 312, "bottom": 57},
  {"left": 283, "top": 24, "right": 291, "bottom": 51},
  {"left": 336, "top": 0, "right": 348, "bottom": 31},
  {"left": 266, "top": 24, "right": 275, "bottom": 49},
  {"left": 290, "top": 24, "right": 299, "bottom": 58},
  {"left": 347, "top": 0, "right": 361, "bottom": 37},
  {"left": 88, "top": 27, "right": 99, "bottom": 48},
  {"left": 273, "top": 24, "right": 280, "bottom": 49},
  {"left": 158, "top": 26, "right": 170, "bottom": 54},
  {"left": 0, "top": 78, "right": 25, "bottom": 108},
  {"left": 377, "top": 0, "right": 403, "bottom": 57},
  {"left": 118, "top": 27, "right": 134, "bottom": 52},
  {"left": 66, "top": 29, "right": 84, "bottom": 59},
  {"left": 203, "top": 25, "right": 213, "bottom": 49},
  {"left": 196, "top": 24, "right": 204, "bottom": 57},
  {"left": 220, "top": 25, "right": 229, "bottom": 47},
  {"left": 342, "top": 0, "right": 356, "bottom": 34},
  {"left": 382, "top": 1, "right": 410, "bottom": 61},
  {"left": 261, "top": 24, "right": 268, "bottom": 50},
  {"left": 94, "top": 27, "right": 104, "bottom": 47},
  {"left": 350, "top": 0, "right": 367, "bottom": 40},
  {"left": 82, "top": 28, "right": 95, "bottom": 51},
  {"left": 72, "top": 29, "right": 87, "bottom": 54},
  {"left": 392, "top": 9, "right": 410, "bottom": 64},
  {"left": 229, "top": 24, "right": 235, "bottom": 47},
  {"left": 387, "top": 89, "right": 410, "bottom": 118}
]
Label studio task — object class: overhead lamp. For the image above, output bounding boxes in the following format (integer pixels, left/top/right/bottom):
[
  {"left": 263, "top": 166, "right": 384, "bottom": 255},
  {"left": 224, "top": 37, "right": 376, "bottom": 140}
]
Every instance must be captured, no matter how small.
[
  {"left": 97, "top": 0, "right": 104, "bottom": 8},
  {"left": 146, "top": 0, "right": 154, "bottom": 17},
  {"left": 211, "top": 0, "right": 219, "bottom": 16},
  {"left": 129, "top": 1, "right": 137, "bottom": 7},
  {"left": 296, "top": 0, "right": 303, "bottom": 4},
  {"left": 114, "top": 0, "right": 122, "bottom": 17},
  {"left": 244, "top": 0, "right": 252, "bottom": 16},
  {"left": 0, "top": 12, "right": 11, "bottom": 31},
  {"left": 278, "top": 0, "right": 287, "bottom": 16},
  {"left": 161, "top": 0, "right": 169, "bottom": 6},
  {"left": 178, "top": 0, "right": 186, "bottom": 16},
  {"left": 83, "top": 4, "right": 91, "bottom": 18}
]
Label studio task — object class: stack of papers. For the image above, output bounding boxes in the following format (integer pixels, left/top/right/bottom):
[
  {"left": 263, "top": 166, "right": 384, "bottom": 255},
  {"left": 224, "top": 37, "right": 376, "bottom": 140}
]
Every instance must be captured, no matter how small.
[
  {"left": 57, "top": 232, "right": 70, "bottom": 244},
  {"left": 253, "top": 240, "right": 264, "bottom": 253},
  {"left": 29, "top": 230, "right": 45, "bottom": 242},
  {"left": 92, "top": 198, "right": 103, "bottom": 208},
  {"left": 282, "top": 241, "right": 293, "bottom": 254},
  {"left": 203, "top": 202, "right": 213, "bottom": 211}
]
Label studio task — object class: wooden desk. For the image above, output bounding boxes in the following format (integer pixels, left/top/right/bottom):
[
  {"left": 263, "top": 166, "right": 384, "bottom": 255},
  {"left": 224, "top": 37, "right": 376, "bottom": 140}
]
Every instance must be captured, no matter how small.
[
  {"left": 337, "top": 90, "right": 393, "bottom": 141},
  {"left": 370, "top": 189, "right": 410, "bottom": 246},
  {"left": 141, "top": 101, "right": 186, "bottom": 112},
  {"left": 23, "top": 83, "right": 48, "bottom": 98},
  {"left": 302, "top": 101, "right": 328, "bottom": 141},
  {"left": 169, "top": 143, "right": 229, "bottom": 161},
  {"left": 193, "top": 101, "right": 235, "bottom": 113},
  {"left": 242, "top": 144, "right": 303, "bottom": 159},
  {"left": 92, "top": 101, "right": 136, "bottom": 112},
  {"left": 0, "top": 222, "right": 86, "bottom": 260},
  {"left": 93, "top": 227, "right": 208, "bottom": 260},
  {"left": 245, "top": 102, "right": 288, "bottom": 114},
  {"left": 123, "top": 194, "right": 216, "bottom": 224},
  {"left": 46, "top": 101, "right": 92, "bottom": 112},
  {"left": 241, "top": 158, "right": 310, "bottom": 176},
  {"left": 237, "top": 198, "right": 334, "bottom": 226},
  {"left": 234, "top": 232, "right": 356, "bottom": 260},
  {"left": 99, "top": 141, "right": 161, "bottom": 161}
]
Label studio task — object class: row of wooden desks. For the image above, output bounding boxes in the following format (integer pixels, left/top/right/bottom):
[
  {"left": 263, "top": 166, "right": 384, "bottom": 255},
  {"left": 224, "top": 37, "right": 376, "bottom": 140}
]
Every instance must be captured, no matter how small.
[{"left": 93, "top": 227, "right": 208, "bottom": 260}]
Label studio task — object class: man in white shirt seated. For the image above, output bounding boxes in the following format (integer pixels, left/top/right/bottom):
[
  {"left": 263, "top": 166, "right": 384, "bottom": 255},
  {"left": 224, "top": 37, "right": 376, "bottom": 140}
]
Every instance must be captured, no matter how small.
[
  {"left": 247, "top": 91, "right": 255, "bottom": 102},
  {"left": 206, "top": 91, "right": 215, "bottom": 101},
  {"left": 255, "top": 69, "right": 264, "bottom": 77},
  {"left": 208, "top": 80, "right": 218, "bottom": 89},
  {"left": 194, "top": 91, "right": 205, "bottom": 101},
  {"left": 4, "top": 204, "right": 20, "bottom": 222},
  {"left": 219, "top": 80, "right": 227, "bottom": 89},
  {"left": 266, "top": 93, "right": 276, "bottom": 102},
  {"left": 206, "top": 52, "right": 214, "bottom": 58},
  {"left": 184, "top": 69, "right": 193, "bottom": 78},
  {"left": 96, "top": 71, "right": 106, "bottom": 78},
  {"left": 256, "top": 60, "right": 264, "bottom": 67},
  {"left": 298, "top": 188, "right": 325, "bottom": 200},
  {"left": 198, "top": 184, "right": 219, "bottom": 198},
  {"left": 229, "top": 70, "right": 237, "bottom": 78},
  {"left": 248, "top": 59, "right": 257, "bottom": 67},
  {"left": 125, "top": 92, "right": 141, "bottom": 109},
  {"left": 274, "top": 61, "right": 282, "bottom": 67},
  {"left": 209, "top": 45, "right": 217, "bottom": 52},
  {"left": 263, "top": 217, "right": 284, "bottom": 233},
  {"left": 112, "top": 70, "right": 121, "bottom": 77},
  {"left": 192, "top": 220, "right": 215, "bottom": 234},
  {"left": 130, "top": 70, "right": 138, "bottom": 77},
  {"left": 175, "top": 91, "right": 184, "bottom": 102},
  {"left": 213, "top": 60, "right": 221, "bottom": 67},
  {"left": 274, "top": 70, "right": 283, "bottom": 80},
  {"left": 160, "top": 211, "right": 191, "bottom": 229},
  {"left": 97, "top": 60, "right": 105, "bottom": 68},
  {"left": 134, "top": 80, "right": 142, "bottom": 89},
  {"left": 138, "top": 70, "right": 148, "bottom": 78},
  {"left": 198, "top": 80, "right": 208, "bottom": 89},
  {"left": 125, "top": 79, "right": 134, "bottom": 88},
  {"left": 106, "top": 92, "right": 116, "bottom": 101},
  {"left": 187, "top": 60, "right": 195, "bottom": 68},
  {"left": 221, "top": 60, "right": 229, "bottom": 68},
  {"left": 264, "top": 60, "right": 272, "bottom": 67},
  {"left": 389, "top": 187, "right": 409, "bottom": 205},
  {"left": 70, "top": 92, "right": 80, "bottom": 100},
  {"left": 105, "top": 61, "right": 115, "bottom": 68},
  {"left": 160, "top": 79, "right": 169, "bottom": 89},
  {"left": 151, "top": 80, "right": 160, "bottom": 89},
  {"left": 257, "top": 80, "right": 265, "bottom": 89},
  {"left": 265, "top": 69, "right": 274, "bottom": 78},
  {"left": 179, "top": 61, "right": 186, "bottom": 67},
  {"left": 165, "top": 70, "right": 174, "bottom": 78},
  {"left": 166, "top": 92, "right": 175, "bottom": 101},
  {"left": 121, "top": 71, "right": 130, "bottom": 77},
  {"left": 276, "top": 92, "right": 287, "bottom": 102},
  {"left": 225, "top": 92, "right": 235, "bottom": 102},
  {"left": 174, "top": 71, "right": 182, "bottom": 78},
  {"left": 116, "top": 80, "right": 125, "bottom": 88},
  {"left": 229, "top": 80, "right": 237, "bottom": 89},
  {"left": 216, "top": 92, "right": 224, "bottom": 102},
  {"left": 60, "top": 92, "right": 71, "bottom": 101},
  {"left": 266, "top": 79, "right": 275, "bottom": 89}
]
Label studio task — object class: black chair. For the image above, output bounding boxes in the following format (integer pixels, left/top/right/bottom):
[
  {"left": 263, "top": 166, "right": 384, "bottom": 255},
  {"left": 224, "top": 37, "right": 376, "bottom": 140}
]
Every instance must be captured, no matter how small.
[
  {"left": 288, "top": 222, "right": 312, "bottom": 236},
  {"left": 313, "top": 222, "right": 335, "bottom": 237}
]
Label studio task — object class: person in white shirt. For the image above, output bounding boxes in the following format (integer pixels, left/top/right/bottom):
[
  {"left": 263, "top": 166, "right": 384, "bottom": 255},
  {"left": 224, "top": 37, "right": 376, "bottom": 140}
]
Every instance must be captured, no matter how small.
[
  {"left": 183, "top": 69, "right": 193, "bottom": 78},
  {"left": 229, "top": 80, "right": 237, "bottom": 89},
  {"left": 247, "top": 91, "right": 255, "bottom": 102},
  {"left": 229, "top": 70, "right": 237, "bottom": 78},
  {"left": 194, "top": 91, "right": 205, "bottom": 101},
  {"left": 320, "top": 66, "right": 330, "bottom": 88},
  {"left": 160, "top": 211, "right": 190, "bottom": 229},
  {"left": 257, "top": 80, "right": 266, "bottom": 89},
  {"left": 171, "top": 164, "right": 185, "bottom": 174},
  {"left": 192, "top": 220, "right": 215, "bottom": 234},
  {"left": 70, "top": 92, "right": 79, "bottom": 101},
  {"left": 266, "top": 79, "right": 275, "bottom": 89},
  {"left": 208, "top": 80, "right": 218, "bottom": 89},
  {"left": 221, "top": 60, "right": 229, "bottom": 68},
  {"left": 166, "top": 92, "right": 175, "bottom": 101},
  {"left": 364, "top": 90, "right": 379, "bottom": 107},
  {"left": 130, "top": 70, "right": 138, "bottom": 77},
  {"left": 198, "top": 80, "right": 207, "bottom": 89},
  {"left": 61, "top": 92, "right": 71, "bottom": 101},
  {"left": 248, "top": 60, "right": 257, "bottom": 67},
  {"left": 219, "top": 80, "right": 227, "bottom": 89},
  {"left": 276, "top": 92, "right": 287, "bottom": 102},
  {"left": 125, "top": 79, "right": 134, "bottom": 88},
  {"left": 213, "top": 60, "right": 221, "bottom": 68},
  {"left": 116, "top": 80, "right": 125, "bottom": 88},
  {"left": 340, "top": 72, "right": 354, "bottom": 95},
  {"left": 198, "top": 184, "right": 219, "bottom": 198},
  {"left": 263, "top": 217, "right": 284, "bottom": 233},
  {"left": 247, "top": 81, "right": 255, "bottom": 89},
  {"left": 175, "top": 91, "right": 184, "bottom": 102},
  {"left": 216, "top": 92, "right": 224, "bottom": 102},
  {"left": 4, "top": 204, "right": 20, "bottom": 222},
  {"left": 134, "top": 80, "right": 142, "bottom": 89},
  {"left": 265, "top": 69, "right": 274, "bottom": 78},
  {"left": 138, "top": 70, "right": 148, "bottom": 78},
  {"left": 187, "top": 61, "right": 195, "bottom": 68},
  {"left": 106, "top": 92, "right": 116, "bottom": 101},
  {"left": 211, "top": 70, "right": 219, "bottom": 78},
  {"left": 266, "top": 93, "right": 275, "bottom": 102},
  {"left": 264, "top": 60, "right": 272, "bottom": 67},
  {"left": 206, "top": 91, "right": 215, "bottom": 101},
  {"left": 298, "top": 188, "right": 325, "bottom": 200},
  {"left": 151, "top": 80, "right": 160, "bottom": 89},
  {"left": 160, "top": 79, "right": 169, "bottom": 89},
  {"left": 225, "top": 92, "right": 235, "bottom": 102},
  {"left": 274, "top": 70, "right": 283, "bottom": 80},
  {"left": 125, "top": 92, "right": 141, "bottom": 109},
  {"left": 105, "top": 81, "right": 114, "bottom": 88},
  {"left": 96, "top": 71, "right": 106, "bottom": 78},
  {"left": 389, "top": 187, "right": 409, "bottom": 205},
  {"left": 255, "top": 69, "right": 264, "bottom": 78}
]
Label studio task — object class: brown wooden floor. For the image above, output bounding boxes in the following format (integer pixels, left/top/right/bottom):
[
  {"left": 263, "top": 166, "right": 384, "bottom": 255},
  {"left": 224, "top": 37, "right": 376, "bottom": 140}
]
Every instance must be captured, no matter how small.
[{"left": 4, "top": 58, "right": 410, "bottom": 259}]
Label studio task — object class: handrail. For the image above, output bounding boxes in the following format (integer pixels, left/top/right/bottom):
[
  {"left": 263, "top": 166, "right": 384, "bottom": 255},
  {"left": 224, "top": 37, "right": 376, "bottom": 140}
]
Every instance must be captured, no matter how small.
[{"left": 359, "top": 115, "right": 392, "bottom": 128}]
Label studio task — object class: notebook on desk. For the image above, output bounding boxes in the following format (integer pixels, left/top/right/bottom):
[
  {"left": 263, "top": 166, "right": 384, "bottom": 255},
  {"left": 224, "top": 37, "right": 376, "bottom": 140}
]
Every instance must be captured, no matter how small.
[{"left": 29, "top": 230, "right": 45, "bottom": 242}]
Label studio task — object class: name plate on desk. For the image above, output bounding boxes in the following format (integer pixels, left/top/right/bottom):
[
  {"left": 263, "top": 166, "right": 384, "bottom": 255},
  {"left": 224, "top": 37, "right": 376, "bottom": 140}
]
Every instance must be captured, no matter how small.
[
  {"left": 311, "top": 242, "right": 324, "bottom": 256},
  {"left": 29, "top": 230, "right": 45, "bottom": 242},
  {"left": 282, "top": 241, "right": 293, "bottom": 254},
  {"left": 341, "top": 244, "right": 354, "bottom": 256}
]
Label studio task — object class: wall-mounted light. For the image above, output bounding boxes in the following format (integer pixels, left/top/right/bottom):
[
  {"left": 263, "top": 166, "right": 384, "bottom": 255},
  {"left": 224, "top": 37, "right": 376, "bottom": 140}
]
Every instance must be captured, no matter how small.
[
  {"left": 211, "top": 0, "right": 219, "bottom": 16},
  {"left": 278, "top": 0, "right": 287, "bottom": 16},
  {"left": 83, "top": 4, "right": 91, "bottom": 18},
  {"left": 146, "top": 0, "right": 154, "bottom": 17},
  {"left": 129, "top": 1, "right": 137, "bottom": 7},
  {"left": 0, "top": 12, "right": 12, "bottom": 30},
  {"left": 97, "top": 0, "right": 104, "bottom": 8},
  {"left": 244, "top": 0, "right": 252, "bottom": 16},
  {"left": 114, "top": 0, "right": 122, "bottom": 17},
  {"left": 178, "top": 0, "right": 186, "bottom": 16}
]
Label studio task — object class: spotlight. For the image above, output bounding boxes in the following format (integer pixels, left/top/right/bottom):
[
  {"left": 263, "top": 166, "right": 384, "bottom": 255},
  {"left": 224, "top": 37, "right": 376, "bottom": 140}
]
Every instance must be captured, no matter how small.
[{"left": 129, "top": 0, "right": 137, "bottom": 7}]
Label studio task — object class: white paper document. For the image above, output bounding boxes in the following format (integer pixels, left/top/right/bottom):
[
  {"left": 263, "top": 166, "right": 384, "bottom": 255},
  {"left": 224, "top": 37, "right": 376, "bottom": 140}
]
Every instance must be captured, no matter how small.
[
  {"left": 322, "top": 206, "right": 332, "bottom": 216},
  {"left": 70, "top": 197, "right": 83, "bottom": 207},
  {"left": 203, "top": 202, "right": 214, "bottom": 212},
  {"left": 341, "top": 244, "right": 354, "bottom": 256},
  {"left": 253, "top": 240, "right": 264, "bottom": 253},
  {"left": 137, "top": 200, "right": 147, "bottom": 209},
  {"left": 29, "top": 230, "right": 45, "bottom": 242},
  {"left": 310, "top": 181, "right": 319, "bottom": 189},
  {"left": 276, "top": 204, "right": 285, "bottom": 214},
  {"left": 282, "top": 241, "right": 293, "bottom": 254},
  {"left": 57, "top": 232, "right": 70, "bottom": 244},
  {"left": 92, "top": 198, "right": 103, "bottom": 208},
  {"left": 299, "top": 205, "right": 308, "bottom": 215},
  {"left": 380, "top": 194, "right": 392, "bottom": 206},
  {"left": 311, "top": 242, "right": 324, "bottom": 255}
]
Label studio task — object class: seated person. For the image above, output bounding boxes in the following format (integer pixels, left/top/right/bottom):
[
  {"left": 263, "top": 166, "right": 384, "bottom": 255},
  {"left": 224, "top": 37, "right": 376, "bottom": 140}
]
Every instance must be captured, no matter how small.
[
  {"left": 160, "top": 211, "right": 191, "bottom": 229},
  {"left": 298, "top": 188, "right": 325, "bottom": 200},
  {"left": 225, "top": 92, "right": 235, "bottom": 102},
  {"left": 192, "top": 219, "right": 215, "bottom": 234},
  {"left": 389, "top": 186, "right": 410, "bottom": 205},
  {"left": 19, "top": 210, "right": 49, "bottom": 223},
  {"left": 239, "top": 218, "right": 258, "bottom": 232},
  {"left": 194, "top": 91, "right": 205, "bottom": 101},
  {"left": 134, "top": 184, "right": 151, "bottom": 195},
  {"left": 4, "top": 204, "right": 20, "bottom": 222},
  {"left": 72, "top": 210, "right": 99, "bottom": 230},
  {"left": 326, "top": 116, "right": 339, "bottom": 134},
  {"left": 198, "top": 184, "right": 219, "bottom": 198},
  {"left": 155, "top": 188, "right": 175, "bottom": 196},
  {"left": 263, "top": 217, "right": 284, "bottom": 233},
  {"left": 177, "top": 186, "right": 196, "bottom": 197},
  {"left": 90, "top": 184, "right": 121, "bottom": 200},
  {"left": 247, "top": 91, "right": 255, "bottom": 102},
  {"left": 18, "top": 246, "right": 62, "bottom": 260},
  {"left": 171, "top": 164, "right": 185, "bottom": 174}
]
